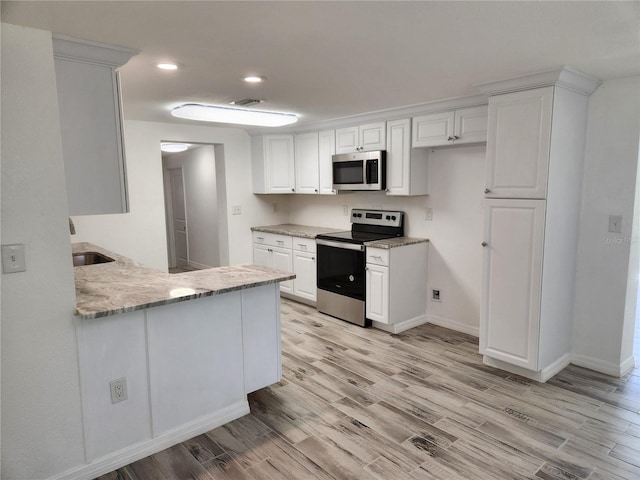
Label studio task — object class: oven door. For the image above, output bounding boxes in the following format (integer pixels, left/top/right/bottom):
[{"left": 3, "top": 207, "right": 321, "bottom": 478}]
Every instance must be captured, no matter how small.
[{"left": 316, "top": 239, "right": 365, "bottom": 300}]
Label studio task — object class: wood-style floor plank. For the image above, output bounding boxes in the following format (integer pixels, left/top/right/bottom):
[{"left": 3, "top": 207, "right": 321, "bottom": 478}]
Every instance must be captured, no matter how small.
[{"left": 95, "top": 298, "right": 640, "bottom": 480}]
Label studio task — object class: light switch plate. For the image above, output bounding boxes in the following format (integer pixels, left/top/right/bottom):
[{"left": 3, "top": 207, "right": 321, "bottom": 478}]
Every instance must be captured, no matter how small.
[{"left": 2, "top": 244, "right": 26, "bottom": 273}]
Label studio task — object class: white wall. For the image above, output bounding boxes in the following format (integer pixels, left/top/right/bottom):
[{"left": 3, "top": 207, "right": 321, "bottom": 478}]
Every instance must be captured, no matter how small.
[
  {"left": 1, "top": 23, "right": 85, "bottom": 479},
  {"left": 163, "top": 145, "right": 221, "bottom": 268},
  {"left": 287, "top": 145, "right": 486, "bottom": 335},
  {"left": 72, "top": 121, "right": 288, "bottom": 271},
  {"left": 572, "top": 76, "right": 640, "bottom": 375}
]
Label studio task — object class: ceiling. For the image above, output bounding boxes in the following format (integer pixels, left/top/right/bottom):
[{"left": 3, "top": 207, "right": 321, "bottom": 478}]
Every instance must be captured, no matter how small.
[{"left": 3, "top": 1, "right": 639, "bottom": 130}]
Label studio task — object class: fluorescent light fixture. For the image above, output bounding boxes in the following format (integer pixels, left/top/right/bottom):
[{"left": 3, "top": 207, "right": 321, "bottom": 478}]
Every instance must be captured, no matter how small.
[
  {"left": 157, "top": 63, "right": 179, "bottom": 70},
  {"left": 160, "top": 142, "right": 189, "bottom": 153},
  {"left": 244, "top": 75, "right": 264, "bottom": 83},
  {"left": 171, "top": 103, "right": 298, "bottom": 127}
]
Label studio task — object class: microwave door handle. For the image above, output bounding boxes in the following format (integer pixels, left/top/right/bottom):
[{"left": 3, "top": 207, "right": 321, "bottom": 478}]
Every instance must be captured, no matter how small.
[{"left": 365, "top": 160, "right": 372, "bottom": 184}]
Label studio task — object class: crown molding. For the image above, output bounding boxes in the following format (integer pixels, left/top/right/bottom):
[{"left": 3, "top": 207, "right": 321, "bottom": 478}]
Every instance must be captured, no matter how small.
[
  {"left": 473, "top": 66, "right": 601, "bottom": 96},
  {"left": 52, "top": 34, "right": 139, "bottom": 68}
]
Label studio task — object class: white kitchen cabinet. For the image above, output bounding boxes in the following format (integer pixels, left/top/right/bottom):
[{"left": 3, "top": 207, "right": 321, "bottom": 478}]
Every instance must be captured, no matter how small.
[
  {"left": 318, "top": 129, "right": 337, "bottom": 195},
  {"left": 294, "top": 132, "right": 320, "bottom": 194},
  {"left": 479, "top": 70, "right": 600, "bottom": 382},
  {"left": 412, "top": 105, "right": 488, "bottom": 148},
  {"left": 365, "top": 243, "right": 428, "bottom": 333},
  {"left": 252, "top": 232, "right": 294, "bottom": 294},
  {"left": 484, "top": 88, "right": 553, "bottom": 199},
  {"left": 293, "top": 250, "right": 317, "bottom": 302},
  {"left": 480, "top": 199, "right": 545, "bottom": 370},
  {"left": 385, "top": 119, "right": 429, "bottom": 196},
  {"left": 52, "top": 35, "right": 138, "bottom": 215},
  {"left": 241, "top": 284, "right": 282, "bottom": 393},
  {"left": 251, "top": 134, "right": 296, "bottom": 194},
  {"left": 335, "top": 121, "right": 386, "bottom": 153}
]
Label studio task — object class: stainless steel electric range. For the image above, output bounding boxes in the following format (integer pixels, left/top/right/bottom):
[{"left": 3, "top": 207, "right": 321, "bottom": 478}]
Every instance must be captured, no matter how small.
[{"left": 316, "top": 209, "right": 404, "bottom": 327}]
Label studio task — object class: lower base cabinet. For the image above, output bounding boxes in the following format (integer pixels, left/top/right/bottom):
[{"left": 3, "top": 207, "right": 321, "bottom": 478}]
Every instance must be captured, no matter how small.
[
  {"left": 366, "top": 242, "right": 428, "bottom": 333},
  {"left": 75, "top": 284, "right": 281, "bottom": 465}
]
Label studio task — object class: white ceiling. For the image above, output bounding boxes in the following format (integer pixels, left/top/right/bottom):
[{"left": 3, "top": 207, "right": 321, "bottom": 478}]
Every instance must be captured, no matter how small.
[{"left": 3, "top": 1, "right": 639, "bottom": 129}]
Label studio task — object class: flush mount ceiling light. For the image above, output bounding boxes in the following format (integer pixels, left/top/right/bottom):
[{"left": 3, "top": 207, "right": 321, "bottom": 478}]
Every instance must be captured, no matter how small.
[
  {"left": 160, "top": 142, "right": 189, "bottom": 153},
  {"left": 171, "top": 103, "right": 298, "bottom": 127},
  {"left": 157, "top": 62, "right": 179, "bottom": 70},
  {"left": 243, "top": 75, "right": 265, "bottom": 83}
]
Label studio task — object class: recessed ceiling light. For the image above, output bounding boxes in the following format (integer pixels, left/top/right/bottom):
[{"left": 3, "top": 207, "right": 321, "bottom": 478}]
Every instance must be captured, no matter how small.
[
  {"left": 171, "top": 104, "right": 298, "bottom": 127},
  {"left": 243, "top": 76, "right": 264, "bottom": 83},
  {"left": 160, "top": 142, "right": 189, "bottom": 153},
  {"left": 157, "top": 63, "right": 179, "bottom": 71}
]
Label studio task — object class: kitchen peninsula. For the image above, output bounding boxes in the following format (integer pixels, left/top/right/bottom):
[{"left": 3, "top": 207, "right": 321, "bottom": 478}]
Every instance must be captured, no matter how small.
[{"left": 71, "top": 243, "right": 294, "bottom": 474}]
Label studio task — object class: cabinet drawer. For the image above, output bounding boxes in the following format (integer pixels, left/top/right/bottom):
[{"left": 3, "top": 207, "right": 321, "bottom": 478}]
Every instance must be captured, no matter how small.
[
  {"left": 366, "top": 248, "right": 389, "bottom": 266},
  {"left": 292, "top": 237, "right": 316, "bottom": 253},
  {"left": 252, "top": 232, "right": 293, "bottom": 249}
]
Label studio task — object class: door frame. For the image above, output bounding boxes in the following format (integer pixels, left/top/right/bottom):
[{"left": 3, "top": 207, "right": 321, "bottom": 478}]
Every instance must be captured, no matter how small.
[{"left": 163, "top": 166, "right": 189, "bottom": 269}]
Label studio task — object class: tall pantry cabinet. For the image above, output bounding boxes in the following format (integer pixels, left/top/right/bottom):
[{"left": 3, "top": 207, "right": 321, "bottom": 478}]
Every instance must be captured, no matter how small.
[{"left": 477, "top": 68, "right": 600, "bottom": 382}]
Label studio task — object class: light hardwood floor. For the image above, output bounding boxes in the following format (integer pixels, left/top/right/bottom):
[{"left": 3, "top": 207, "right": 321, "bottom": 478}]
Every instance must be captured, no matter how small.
[{"left": 97, "top": 299, "right": 640, "bottom": 480}]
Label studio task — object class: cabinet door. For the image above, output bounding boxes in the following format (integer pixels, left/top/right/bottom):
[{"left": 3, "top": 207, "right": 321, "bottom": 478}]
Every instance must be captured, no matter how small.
[
  {"left": 253, "top": 244, "right": 272, "bottom": 268},
  {"left": 242, "top": 284, "right": 281, "bottom": 393},
  {"left": 359, "top": 122, "right": 386, "bottom": 151},
  {"left": 412, "top": 112, "right": 455, "bottom": 147},
  {"left": 454, "top": 105, "right": 488, "bottom": 145},
  {"left": 265, "top": 135, "right": 296, "bottom": 193},
  {"left": 318, "top": 130, "right": 336, "bottom": 195},
  {"left": 386, "top": 119, "right": 411, "bottom": 195},
  {"left": 485, "top": 87, "right": 553, "bottom": 199},
  {"left": 294, "top": 132, "right": 320, "bottom": 194},
  {"left": 366, "top": 264, "right": 389, "bottom": 323},
  {"left": 272, "top": 247, "right": 294, "bottom": 294},
  {"left": 335, "top": 126, "right": 360, "bottom": 154},
  {"left": 480, "top": 199, "right": 545, "bottom": 370},
  {"left": 293, "top": 250, "right": 317, "bottom": 302}
]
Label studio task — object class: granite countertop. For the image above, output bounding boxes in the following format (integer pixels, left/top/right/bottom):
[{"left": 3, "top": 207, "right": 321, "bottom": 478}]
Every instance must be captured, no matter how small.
[
  {"left": 364, "top": 237, "right": 430, "bottom": 249},
  {"left": 251, "top": 224, "right": 344, "bottom": 238},
  {"left": 72, "top": 242, "right": 295, "bottom": 320}
]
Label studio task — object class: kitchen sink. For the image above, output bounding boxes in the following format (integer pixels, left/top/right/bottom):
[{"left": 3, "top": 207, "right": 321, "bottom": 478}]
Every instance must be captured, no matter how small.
[{"left": 72, "top": 252, "right": 115, "bottom": 267}]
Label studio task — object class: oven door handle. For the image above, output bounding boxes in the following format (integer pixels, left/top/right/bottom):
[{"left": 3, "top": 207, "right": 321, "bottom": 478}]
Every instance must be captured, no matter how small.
[{"left": 316, "top": 239, "right": 365, "bottom": 252}]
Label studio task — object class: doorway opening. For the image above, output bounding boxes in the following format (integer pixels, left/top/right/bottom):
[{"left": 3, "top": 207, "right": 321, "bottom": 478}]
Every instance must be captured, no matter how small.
[{"left": 161, "top": 142, "right": 229, "bottom": 273}]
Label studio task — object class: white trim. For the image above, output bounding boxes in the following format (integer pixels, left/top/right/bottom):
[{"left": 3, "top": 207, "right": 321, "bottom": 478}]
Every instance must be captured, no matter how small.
[
  {"left": 47, "top": 400, "right": 249, "bottom": 480},
  {"left": 483, "top": 353, "right": 571, "bottom": 383},
  {"left": 427, "top": 314, "right": 479, "bottom": 337},
  {"left": 52, "top": 34, "right": 138, "bottom": 68},
  {"left": 372, "top": 314, "right": 428, "bottom": 334},
  {"left": 571, "top": 353, "right": 636, "bottom": 378},
  {"left": 473, "top": 66, "right": 601, "bottom": 96},
  {"left": 188, "top": 260, "right": 213, "bottom": 270}
]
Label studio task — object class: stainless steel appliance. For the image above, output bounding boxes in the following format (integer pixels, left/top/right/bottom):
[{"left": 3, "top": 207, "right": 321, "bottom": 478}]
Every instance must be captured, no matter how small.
[
  {"left": 316, "top": 209, "right": 404, "bottom": 326},
  {"left": 332, "top": 150, "right": 386, "bottom": 191}
]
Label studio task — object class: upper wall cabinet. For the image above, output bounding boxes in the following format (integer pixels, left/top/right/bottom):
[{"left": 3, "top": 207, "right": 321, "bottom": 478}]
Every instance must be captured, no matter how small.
[
  {"left": 294, "top": 132, "right": 320, "bottom": 194},
  {"left": 252, "top": 135, "right": 296, "bottom": 194},
  {"left": 335, "top": 122, "right": 386, "bottom": 154},
  {"left": 53, "top": 35, "right": 138, "bottom": 216},
  {"left": 318, "top": 130, "right": 337, "bottom": 195},
  {"left": 385, "top": 119, "right": 429, "bottom": 196},
  {"left": 412, "top": 105, "right": 488, "bottom": 148}
]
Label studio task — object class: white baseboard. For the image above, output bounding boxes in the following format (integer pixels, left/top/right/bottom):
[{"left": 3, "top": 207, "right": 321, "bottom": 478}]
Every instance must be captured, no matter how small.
[
  {"left": 372, "top": 314, "right": 428, "bottom": 334},
  {"left": 188, "top": 260, "right": 213, "bottom": 270},
  {"left": 483, "top": 353, "right": 571, "bottom": 383},
  {"left": 49, "top": 400, "right": 250, "bottom": 480},
  {"left": 427, "top": 314, "right": 479, "bottom": 337},
  {"left": 571, "top": 353, "right": 636, "bottom": 378}
]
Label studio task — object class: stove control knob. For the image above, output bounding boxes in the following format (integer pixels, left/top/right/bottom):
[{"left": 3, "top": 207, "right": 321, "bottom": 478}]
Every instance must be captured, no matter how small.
[
  {"left": 386, "top": 215, "right": 391, "bottom": 220},
  {"left": 392, "top": 215, "right": 396, "bottom": 220}
]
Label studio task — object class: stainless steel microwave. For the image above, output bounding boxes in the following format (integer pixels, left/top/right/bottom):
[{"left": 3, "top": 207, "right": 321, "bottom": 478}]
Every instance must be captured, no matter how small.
[{"left": 332, "top": 150, "right": 386, "bottom": 191}]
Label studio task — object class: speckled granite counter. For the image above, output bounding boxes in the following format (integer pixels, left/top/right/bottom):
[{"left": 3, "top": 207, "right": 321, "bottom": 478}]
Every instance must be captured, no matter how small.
[
  {"left": 251, "top": 224, "right": 343, "bottom": 238},
  {"left": 364, "top": 237, "right": 429, "bottom": 249},
  {"left": 72, "top": 242, "right": 295, "bottom": 319}
]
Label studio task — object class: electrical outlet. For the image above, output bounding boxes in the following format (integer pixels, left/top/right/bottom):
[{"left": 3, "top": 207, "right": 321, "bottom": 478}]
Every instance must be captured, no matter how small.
[
  {"left": 425, "top": 208, "right": 433, "bottom": 221},
  {"left": 342, "top": 205, "right": 349, "bottom": 216},
  {"left": 109, "top": 377, "right": 128, "bottom": 404},
  {"left": 231, "top": 205, "right": 242, "bottom": 215},
  {"left": 608, "top": 214, "right": 622, "bottom": 233},
  {"left": 2, "top": 244, "right": 26, "bottom": 274},
  {"left": 432, "top": 289, "right": 441, "bottom": 302}
]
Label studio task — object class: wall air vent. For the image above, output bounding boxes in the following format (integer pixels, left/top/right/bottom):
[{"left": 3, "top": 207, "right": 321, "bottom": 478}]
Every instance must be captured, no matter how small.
[{"left": 229, "top": 98, "right": 263, "bottom": 107}]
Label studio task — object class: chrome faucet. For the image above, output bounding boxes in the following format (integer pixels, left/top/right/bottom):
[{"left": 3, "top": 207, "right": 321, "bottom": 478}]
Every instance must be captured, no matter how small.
[{"left": 69, "top": 218, "right": 76, "bottom": 235}]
